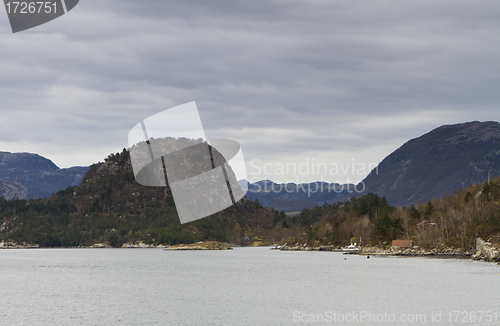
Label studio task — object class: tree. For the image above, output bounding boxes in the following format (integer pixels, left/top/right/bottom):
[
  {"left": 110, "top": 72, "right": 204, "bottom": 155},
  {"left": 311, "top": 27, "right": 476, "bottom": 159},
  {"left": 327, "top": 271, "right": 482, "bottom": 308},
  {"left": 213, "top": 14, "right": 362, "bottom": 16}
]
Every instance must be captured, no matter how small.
[
  {"left": 464, "top": 191, "right": 473, "bottom": 203},
  {"left": 371, "top": 215, "right": 405, "bottom": 243},
  {"left": 424, "top": 200, "right": 434, "bottom": 216},
  {"left": 409, "top": 205, "right": 421, "bottom": 221},
  {"left": 273, "top": 211, "right": 280, "bottom": 225}
]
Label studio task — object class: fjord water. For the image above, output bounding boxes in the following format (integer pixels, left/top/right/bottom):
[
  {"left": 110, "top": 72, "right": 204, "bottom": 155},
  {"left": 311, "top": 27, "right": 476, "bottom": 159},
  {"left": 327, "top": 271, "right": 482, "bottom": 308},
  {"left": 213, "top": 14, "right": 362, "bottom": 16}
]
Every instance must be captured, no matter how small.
[{"left": 1, "top": 247, "right": 499, "bottom": 326}]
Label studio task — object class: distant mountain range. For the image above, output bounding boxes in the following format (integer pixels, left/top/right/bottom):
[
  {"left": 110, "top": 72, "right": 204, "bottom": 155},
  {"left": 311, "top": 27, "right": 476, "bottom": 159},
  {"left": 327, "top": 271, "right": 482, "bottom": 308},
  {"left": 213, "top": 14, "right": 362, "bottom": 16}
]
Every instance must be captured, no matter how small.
[
  {"left": 246, "top": 121, "right": 500, "bottom": 210},
  {"left": 0, "top": 152, "right": 89, "bottom": 199},
  {"left": 343, "top": 121, "right": 500, "bottom": 207},
  {"left": 244, "top": 180, "right": 354, "bottom": 212}
]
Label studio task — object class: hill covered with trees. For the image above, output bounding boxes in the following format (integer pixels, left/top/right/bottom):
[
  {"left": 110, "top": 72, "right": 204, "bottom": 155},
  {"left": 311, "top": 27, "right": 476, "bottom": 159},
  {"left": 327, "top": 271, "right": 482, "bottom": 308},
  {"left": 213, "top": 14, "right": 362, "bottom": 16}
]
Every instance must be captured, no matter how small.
[
  {"left": 275, "top": 177, "right": 500, "bottom": 252},
  {"left": 0, "top": 149, "right": 273, "bottom": 247}
]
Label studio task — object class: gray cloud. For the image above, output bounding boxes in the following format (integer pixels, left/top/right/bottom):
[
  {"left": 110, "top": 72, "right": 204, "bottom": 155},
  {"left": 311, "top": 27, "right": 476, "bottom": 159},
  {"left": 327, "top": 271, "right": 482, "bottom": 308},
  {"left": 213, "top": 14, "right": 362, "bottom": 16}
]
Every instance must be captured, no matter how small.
[{"left": 0, "top": 0, "right": 499, "bottom": 183}]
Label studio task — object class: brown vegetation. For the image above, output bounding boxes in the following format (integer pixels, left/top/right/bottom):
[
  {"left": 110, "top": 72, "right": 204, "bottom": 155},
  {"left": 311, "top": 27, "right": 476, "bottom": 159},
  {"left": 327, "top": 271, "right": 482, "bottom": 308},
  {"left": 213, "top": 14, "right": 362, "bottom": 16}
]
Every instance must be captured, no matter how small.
[{"left": 274, "top": 177, "right": 500, "bottom": 252}]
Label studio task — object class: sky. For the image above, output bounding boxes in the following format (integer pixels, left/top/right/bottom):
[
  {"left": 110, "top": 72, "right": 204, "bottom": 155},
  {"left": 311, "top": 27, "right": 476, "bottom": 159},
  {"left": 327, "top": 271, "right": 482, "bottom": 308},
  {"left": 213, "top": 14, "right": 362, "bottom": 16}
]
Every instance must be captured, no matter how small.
[{"left": 0, "top": 0, "right": 499, "bottom": 184}]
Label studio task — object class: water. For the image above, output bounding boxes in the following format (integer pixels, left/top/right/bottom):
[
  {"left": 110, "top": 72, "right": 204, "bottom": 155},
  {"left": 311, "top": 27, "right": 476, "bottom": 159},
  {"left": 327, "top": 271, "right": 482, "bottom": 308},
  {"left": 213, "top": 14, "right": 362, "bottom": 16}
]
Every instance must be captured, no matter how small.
[{"left": 1, "top": 247, "right": 499, "bottom": 325}]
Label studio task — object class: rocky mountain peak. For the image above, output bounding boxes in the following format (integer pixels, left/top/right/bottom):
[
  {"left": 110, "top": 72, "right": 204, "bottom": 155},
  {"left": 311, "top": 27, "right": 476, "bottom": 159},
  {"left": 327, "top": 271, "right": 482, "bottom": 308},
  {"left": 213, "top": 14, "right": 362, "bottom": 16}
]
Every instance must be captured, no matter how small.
[
  {"left": 346, "top": 121, "right": 500, "bottom": 207},
  {"left": 0, "top": 151, "right": 89, "bottom": 199}
]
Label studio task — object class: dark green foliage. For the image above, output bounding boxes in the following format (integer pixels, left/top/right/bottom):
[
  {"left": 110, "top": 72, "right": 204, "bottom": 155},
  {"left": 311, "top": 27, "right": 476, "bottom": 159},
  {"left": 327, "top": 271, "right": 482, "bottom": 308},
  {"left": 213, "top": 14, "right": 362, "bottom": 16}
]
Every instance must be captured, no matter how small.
[
  {"left": 481, "top": 180, "right": 500, "bottom": 203},
  {"left": 424, "top": 200, "right": 434, "bottom": 216},
  {"left": 273, "top": 210, "right": 287, "bottom": 226},
  {"left": 408, "top": 205, "right": 421, "bottom": 221},
  {"left": 343, "top": 193, "right": 394, "bottom": 219},
  {"left": 476, "top": 213, "right": 500, "bottom": 238},
  {"left": 297, "top": 205, "right": 324, "bottom": 226},
  {"left": 273, "top": 211, "right": 280, "bottom": 225},
  {"left": 0, "top": 149, "right": 272, "bottom": 247},
  {"left": 371, "top": 215, "right": 404, "bottom": 243},
  {"left": 306, "top": 226, "right": 314, "bottom": 246}
]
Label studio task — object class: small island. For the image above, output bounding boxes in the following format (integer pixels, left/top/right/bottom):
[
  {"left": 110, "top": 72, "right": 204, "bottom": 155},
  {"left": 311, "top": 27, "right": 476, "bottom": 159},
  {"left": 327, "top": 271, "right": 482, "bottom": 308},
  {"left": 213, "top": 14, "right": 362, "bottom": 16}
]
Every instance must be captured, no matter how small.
[{"left": 164, "top": 241, "right": 232, "bottom": 250}]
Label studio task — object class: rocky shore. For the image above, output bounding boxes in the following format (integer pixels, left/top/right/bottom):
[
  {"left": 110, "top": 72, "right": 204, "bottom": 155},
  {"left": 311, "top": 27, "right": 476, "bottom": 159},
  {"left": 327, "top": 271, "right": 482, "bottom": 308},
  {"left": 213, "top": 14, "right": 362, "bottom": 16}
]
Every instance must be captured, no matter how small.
[
  {"left": 279, "top": 238, "right": 500, "bottom": 263},
  {"left": 472, "top": 238, "right": 500, "bottom": 262},
  {"left": 164, "top": 241, "right": 232, "bottom": 250},
  {"left": 279, "top": 244, "right": 343, "bottom": 252},
  {"left": 2, "top": 238, "right": 497, "bottom": 261},
  {"left": 362, "top": 245, "right": 472, "bottom": 257},
  {"left": 86, "top": 242, "right": 165, "bottom": 248},
  {"left": 0, "top": 239, "right": 231, "bottom": 249},
  {"left": 121, "top": 242, "right": 166, "bottom": 248},
  {"left": 0, "top": 240, "right": 39, "bottom": 249}
]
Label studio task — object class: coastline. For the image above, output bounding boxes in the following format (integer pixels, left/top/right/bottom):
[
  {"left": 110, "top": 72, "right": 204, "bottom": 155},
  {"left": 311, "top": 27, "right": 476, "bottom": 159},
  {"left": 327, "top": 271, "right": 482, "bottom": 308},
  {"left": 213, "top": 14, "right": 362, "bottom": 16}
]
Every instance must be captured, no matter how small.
[
  {"left": 164, "top": 241, "right": 232, "bottom": 250},
  {"left": 279, "top": 237, "right": 500, "bottom": 263},
  {"left": 0, "top": 240, "right": 231, "bottom": 250},
  {"left": 2, "top": 238, "right": 499, "bottom": 264},
  {"left": 0, "top": 240, "right": 166, "bottom": 249},
  {"left": 0, "top": 240, "right": 39, "bottom": 249}
]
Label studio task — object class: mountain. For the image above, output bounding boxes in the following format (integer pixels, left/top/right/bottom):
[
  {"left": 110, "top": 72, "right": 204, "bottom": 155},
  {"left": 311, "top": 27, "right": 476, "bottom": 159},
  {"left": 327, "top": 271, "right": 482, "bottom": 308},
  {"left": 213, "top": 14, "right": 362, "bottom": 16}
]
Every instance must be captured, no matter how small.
[
  {"left": 245, "top": 180, "right": 353, "bottom": 212},
  {"left": 345, "top": 121, "right": 500, "bottom": 207},
  {"left": 0, "top": 147, "right": 274, "bottom": 247},
  {"left": 0, "top": 178, "right": 28, "bottom": 200},
  {"left": 0, "top": 152, "right": 89, "bottom": 199}
]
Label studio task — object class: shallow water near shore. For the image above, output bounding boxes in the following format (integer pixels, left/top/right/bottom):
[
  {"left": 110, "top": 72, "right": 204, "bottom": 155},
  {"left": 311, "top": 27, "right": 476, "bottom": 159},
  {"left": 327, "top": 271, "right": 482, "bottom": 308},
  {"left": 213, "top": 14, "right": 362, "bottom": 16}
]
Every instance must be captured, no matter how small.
[{"left": 1, "top": 247, "right": 499, "bottom": 325}]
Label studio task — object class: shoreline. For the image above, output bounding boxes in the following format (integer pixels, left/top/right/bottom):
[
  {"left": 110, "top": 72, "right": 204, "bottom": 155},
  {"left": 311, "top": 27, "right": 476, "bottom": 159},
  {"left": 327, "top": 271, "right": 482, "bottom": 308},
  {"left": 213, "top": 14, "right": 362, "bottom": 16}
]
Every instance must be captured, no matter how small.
[
  {"left": 0, "top": 240, "right": 232, "bottom": 250},
  {"left": 2, "top": 238, "right": 499, "bottom": 263},
  {"left": 278, "top": 238, "right": 500, "bottom": 263},
  {"left": 164, "top": 241, "right": 232, "bottom": 250}
]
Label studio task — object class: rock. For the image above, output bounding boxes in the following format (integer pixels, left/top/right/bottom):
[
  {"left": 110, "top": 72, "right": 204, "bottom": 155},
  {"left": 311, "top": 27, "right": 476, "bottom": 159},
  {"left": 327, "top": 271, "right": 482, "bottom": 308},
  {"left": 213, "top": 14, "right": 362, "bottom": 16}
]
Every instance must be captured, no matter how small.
[
  {"left": 0, "top": 178, "right": 29, "bottom": 200},
  {"left": 0, "top": 240, "right": 39, "bottom": 249},
  {"left": 472, "top": 251, "right": 483, "bottom": 260},
  {"left": 0, "top": 222, "right": 8, "bottom": 232},
  {"left": 121, "top": 242, "right": 155, "bottom": 248},
  {"left": 90, "top": 243, "right": 109, "bottom": 248},
  {"left": 475, "top": 238, "right": 500, "bottom": 262},
  {"left": 164, "top": 241, "right": 232, "bottom": 250}
]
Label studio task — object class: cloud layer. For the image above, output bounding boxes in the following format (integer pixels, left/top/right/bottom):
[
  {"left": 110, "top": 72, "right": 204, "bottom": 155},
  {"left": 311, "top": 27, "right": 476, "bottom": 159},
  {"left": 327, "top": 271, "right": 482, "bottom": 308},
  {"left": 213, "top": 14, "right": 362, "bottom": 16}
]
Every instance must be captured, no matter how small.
[{"left": 0, "top": 0, "right": 499, "bottom": 183}]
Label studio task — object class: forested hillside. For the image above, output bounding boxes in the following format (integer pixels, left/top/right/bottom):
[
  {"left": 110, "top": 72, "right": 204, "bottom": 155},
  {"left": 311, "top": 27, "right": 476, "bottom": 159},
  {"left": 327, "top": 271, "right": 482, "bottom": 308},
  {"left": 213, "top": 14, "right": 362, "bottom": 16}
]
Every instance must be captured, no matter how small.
[
  {"left": 0, "top": 149, "right": 273, "bottom": 247},
  {"left": 276, "top": 177, "right": 500, "bottom": 251}
]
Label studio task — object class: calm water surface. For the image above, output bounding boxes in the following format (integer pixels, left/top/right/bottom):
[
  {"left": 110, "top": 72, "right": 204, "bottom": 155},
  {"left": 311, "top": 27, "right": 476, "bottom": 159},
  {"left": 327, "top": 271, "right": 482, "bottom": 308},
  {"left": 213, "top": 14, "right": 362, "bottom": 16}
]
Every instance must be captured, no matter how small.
[{"left": 1, "top": 247, "right": 499, "bottom": 325}]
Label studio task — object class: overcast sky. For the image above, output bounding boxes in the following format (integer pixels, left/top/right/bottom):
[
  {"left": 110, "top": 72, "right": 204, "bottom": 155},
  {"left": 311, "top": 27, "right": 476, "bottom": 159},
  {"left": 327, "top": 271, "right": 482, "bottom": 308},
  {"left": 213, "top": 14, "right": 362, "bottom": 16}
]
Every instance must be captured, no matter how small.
[{"left": 0, "top": 0, "right": 499, "bottom": 184}]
